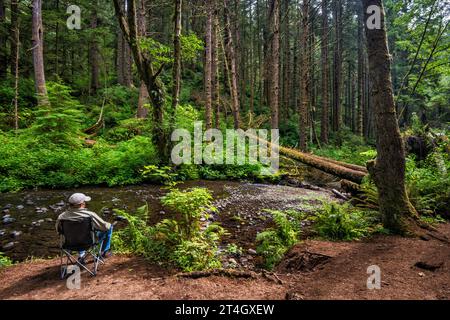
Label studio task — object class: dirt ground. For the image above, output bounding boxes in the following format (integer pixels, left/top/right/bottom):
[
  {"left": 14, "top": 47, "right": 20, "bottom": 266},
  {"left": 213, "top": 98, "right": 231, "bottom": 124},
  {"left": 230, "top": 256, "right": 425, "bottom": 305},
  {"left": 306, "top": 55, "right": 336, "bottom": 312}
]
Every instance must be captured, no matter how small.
[{"left": 1, "top": 224, "right": 449, "bottom": 300}]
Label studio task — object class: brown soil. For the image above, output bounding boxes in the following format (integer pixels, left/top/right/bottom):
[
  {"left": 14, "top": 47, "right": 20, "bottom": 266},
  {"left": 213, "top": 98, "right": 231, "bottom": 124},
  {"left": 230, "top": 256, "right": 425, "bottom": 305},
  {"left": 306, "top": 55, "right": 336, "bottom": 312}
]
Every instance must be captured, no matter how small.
[{"left": 1, "top": 224, "right": 449, "bottom": 300}]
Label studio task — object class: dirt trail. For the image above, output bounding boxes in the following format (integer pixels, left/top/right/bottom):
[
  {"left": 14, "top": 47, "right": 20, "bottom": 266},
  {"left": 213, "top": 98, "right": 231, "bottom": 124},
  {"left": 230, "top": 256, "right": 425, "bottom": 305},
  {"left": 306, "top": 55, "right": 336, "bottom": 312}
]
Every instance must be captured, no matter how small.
[{"left": 1, "top": 224, "right": 449, "bottom": 300}]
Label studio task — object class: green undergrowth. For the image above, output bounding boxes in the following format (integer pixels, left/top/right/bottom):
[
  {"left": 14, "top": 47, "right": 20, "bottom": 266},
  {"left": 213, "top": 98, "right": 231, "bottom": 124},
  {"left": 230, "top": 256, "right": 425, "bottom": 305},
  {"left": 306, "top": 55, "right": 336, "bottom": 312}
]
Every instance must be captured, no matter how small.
[
  {"left": 256, "top": 203, "right": 383, "bottom": 270},
  {"left": 0, "top": 252, "right": 12, "bottom": 268},
  {"left": 112, "top": 188, "right": 227, "bottom": 272}
]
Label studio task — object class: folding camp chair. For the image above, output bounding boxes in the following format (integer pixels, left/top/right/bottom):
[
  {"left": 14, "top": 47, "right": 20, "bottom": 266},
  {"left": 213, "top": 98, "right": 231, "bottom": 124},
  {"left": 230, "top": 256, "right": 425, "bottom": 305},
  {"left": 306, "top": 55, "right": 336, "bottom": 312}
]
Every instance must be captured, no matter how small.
[{"left": 58, "top": 217, "right": 105, "bottom": 279}]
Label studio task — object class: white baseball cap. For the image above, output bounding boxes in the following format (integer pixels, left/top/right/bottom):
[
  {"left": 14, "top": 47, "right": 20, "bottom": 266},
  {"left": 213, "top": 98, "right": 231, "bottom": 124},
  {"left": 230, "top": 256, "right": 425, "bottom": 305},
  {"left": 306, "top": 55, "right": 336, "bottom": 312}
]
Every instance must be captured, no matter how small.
[{"left": 68, "top": 193, "right": 92, "bottom": 205}]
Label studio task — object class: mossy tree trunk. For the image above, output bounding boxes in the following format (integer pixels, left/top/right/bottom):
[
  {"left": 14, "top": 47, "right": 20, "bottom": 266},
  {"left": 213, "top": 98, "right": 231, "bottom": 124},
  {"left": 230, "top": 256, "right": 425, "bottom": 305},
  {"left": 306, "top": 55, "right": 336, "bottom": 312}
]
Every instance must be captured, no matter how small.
[
  {"left": 363, "top": 0, "right": 418, "bottom": 235},
  {"left": 113, "top": 0, "right": 168, "bottom": 161},
  {"left": 32, "top": 0, "right": 49, "bottom": 107}
]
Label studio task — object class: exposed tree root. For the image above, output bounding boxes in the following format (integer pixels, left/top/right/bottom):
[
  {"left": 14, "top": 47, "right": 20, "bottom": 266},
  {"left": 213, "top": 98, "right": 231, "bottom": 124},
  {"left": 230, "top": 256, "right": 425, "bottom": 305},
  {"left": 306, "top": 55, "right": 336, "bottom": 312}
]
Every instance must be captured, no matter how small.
[
  {"left": 84, "top": 99, "right": 105, "bottom": 135},
  {"left": 176, "top": 269, "right": 259, "bottom": 280},
  {"left": 176, "top": 269, "right": 284, "bottom": 285},
  {"left": 262, "top": 271, "right": 283, "bottom": 285}
]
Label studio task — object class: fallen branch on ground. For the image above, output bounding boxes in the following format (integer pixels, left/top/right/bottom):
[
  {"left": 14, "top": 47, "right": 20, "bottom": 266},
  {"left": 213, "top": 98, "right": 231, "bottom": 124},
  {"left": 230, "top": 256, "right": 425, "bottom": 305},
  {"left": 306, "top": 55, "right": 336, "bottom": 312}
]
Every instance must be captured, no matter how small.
[
  {"left": 176, "top": 269, "right": 258, "bottom": 279},
  {"left": 176, "top": 269, "right": 284, "bottom": 285}
]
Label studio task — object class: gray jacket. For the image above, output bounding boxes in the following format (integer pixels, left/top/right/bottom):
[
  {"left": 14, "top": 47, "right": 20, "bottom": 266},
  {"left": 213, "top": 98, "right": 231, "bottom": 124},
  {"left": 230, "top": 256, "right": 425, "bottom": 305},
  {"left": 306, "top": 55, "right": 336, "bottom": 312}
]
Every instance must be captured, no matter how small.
[{"left": 56, "top": 208, "right": 112, "bottom": 233}]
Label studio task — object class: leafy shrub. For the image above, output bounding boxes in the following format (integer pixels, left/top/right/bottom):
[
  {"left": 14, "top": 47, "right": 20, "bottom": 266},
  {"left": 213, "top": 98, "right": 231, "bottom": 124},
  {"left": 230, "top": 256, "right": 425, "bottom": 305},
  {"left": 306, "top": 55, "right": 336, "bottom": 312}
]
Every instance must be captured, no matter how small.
[
  {"left": 312, "top": 203, "right": 373, "bottom": 241},
  {"left": 173, "top": 225, "right": 224, "bottom": 272},
  {"left": 100, "top": 85, "right": 137, "bottom": 125},
  {"left": 256, "top": 210, "right": 300, "bottom": 270},
  {"left": 113, "top": 188, "right": 226, "bottom": 272},
  {"left": 105, "top": 118, "right": 152, "bottom": 142},
  {"left": 161, "top": 188, "right": 217, "bottom": 238},
  {"left": 142, "top": 165, "right": 179, "bottom": 186},
  {"left": 180, "top": 33, "right": 204, "bottom": 62},
  {"left": 0, "top": 133, "right": 158, "bottom": 192},
  {"left": 112, "top": 205, "right": 153, "bottom": 255},
  {"left": 406, "top": 149, "right": 450, "bottom": 216},
  {"left": 92, "top": 136, "right": 158, "bottom": 186},
  {"left": 0, "top": 252, "right": 12, "bottom": 268},
  {"left": 226, "top": 243, "right": 243, "bottom": 257},
  {"left": 22, "top": 81, "right": 87, "bottom": 147},
  {"left": 176, "top": 164, "right": 201, "bottom": 181},
  {"left": 175, "top": 104, "right": 201, "bottom": 132}
]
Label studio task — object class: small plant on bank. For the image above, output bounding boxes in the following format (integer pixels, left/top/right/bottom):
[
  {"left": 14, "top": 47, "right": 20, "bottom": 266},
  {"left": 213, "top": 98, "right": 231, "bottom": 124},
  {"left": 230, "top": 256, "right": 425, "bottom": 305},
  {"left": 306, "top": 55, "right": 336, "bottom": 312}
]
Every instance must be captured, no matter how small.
[
  {"left": 112, "top": 204, "right": 153, "bottom": 255},
  {"left": 0, "top": 252, "right": 12, "bottom": 268},
  {"left": 312, "top": 203, "right": 373, "bottom": 241},
  {"left": 161, "top": 188, "right": 217, "bottom": 238},
  {"left": 226, "top": 243, "right": 243, "bottom": 257},
  {"left": 256, "top": 210, "right": 301, "bottom": 270},
  {"left": 142, "top": 165, "right": 179, "bottom": 186},
  {"left": 113, "top": 188, "right": 226, "bottom": 272}
]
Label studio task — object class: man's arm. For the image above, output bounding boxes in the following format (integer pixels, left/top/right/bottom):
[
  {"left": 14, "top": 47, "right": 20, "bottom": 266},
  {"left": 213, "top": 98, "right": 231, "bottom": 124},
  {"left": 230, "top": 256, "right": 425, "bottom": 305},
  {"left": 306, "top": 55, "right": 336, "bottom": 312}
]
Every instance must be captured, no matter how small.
[
  {"left": 83, "top": 210, "right": 111, "bottom": 232},
  {"left": 55, "top": 216, "right": 62, "bottom": 233}
]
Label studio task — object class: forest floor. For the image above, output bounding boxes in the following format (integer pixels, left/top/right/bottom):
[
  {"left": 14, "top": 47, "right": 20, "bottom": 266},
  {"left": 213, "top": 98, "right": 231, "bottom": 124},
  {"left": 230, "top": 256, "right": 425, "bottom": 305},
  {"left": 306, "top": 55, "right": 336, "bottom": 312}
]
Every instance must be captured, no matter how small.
[{"left": 1, "top": 223, "right": 449, "bottom": 300}]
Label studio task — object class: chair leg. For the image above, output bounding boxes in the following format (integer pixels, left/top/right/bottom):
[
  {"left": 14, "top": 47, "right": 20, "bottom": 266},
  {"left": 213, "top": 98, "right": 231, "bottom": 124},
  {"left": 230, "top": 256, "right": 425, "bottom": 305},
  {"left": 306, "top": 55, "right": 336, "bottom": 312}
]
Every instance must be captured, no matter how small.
[
  {"left": 94, "top": 242, "right": 104, "bottom": 274},
  {"left": 60, "top": 250, "right": 66, "bottom": 280},
  {"left": 60, "top": 244, "right": 106, "bottom": 279}
]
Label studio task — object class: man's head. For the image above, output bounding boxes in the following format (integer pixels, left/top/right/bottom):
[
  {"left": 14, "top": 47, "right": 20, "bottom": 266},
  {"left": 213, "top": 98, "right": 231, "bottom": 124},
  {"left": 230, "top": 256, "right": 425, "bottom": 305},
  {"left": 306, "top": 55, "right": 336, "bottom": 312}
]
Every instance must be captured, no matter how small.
[{"left": 68, "top": 193, "right": 92, "bottom": 208}]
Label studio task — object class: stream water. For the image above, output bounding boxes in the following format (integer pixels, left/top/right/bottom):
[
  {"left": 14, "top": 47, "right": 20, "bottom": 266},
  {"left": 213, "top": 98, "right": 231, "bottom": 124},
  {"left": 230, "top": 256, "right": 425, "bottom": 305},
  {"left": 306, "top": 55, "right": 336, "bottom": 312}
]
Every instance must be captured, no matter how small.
[{"left": 1, "top": 179, "right": 337, "bottom": 265}]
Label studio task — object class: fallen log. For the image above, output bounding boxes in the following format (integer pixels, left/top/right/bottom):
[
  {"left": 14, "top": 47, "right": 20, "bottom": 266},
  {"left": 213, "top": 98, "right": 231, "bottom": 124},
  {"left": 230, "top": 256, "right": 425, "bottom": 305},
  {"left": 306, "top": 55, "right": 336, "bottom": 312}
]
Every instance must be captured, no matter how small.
[
  {"left": 332, "top": 189, "right": 350, "bottom": 201},
  {"left": 278, "top": 146, "right": 368, "bottom": 184},
  {"left": 340, "top": 179, "right": 362, "bottom": 195},
  {"left": 311, "top": 155, "right": 368, "bottom": 174},
  {"left": 250, "top": 134, "right": 368, "bottom": 184},
  {"left": 84, "top": 98, "right": 105, "bottom": 135}
]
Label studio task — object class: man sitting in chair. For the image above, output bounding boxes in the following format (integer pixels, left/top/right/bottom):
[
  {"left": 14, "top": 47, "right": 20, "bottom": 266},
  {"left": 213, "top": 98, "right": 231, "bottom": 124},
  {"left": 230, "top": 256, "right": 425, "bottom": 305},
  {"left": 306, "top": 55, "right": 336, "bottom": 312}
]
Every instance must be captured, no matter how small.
[{"left": 56, "top": 193, "right": 113, "bottom": 263}]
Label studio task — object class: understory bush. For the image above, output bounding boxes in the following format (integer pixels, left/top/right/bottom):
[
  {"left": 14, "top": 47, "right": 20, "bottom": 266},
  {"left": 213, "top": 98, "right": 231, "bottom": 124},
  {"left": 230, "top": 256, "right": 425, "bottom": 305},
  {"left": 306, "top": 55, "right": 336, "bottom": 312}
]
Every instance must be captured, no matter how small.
[
  {"left": 311, "top": 141, "right": 376, "bottom": 166},
  {"left": 141, "top": 163, "right": 264, "bottom": 186},
  {"left": 256, "top": 210, "right": 301, "bottom": 270},
  {"left": 312, "top": 203, "right": 376, "bottom": 241},
  {"left": 354, "top": 141, "right": 450, "bottom": 220},
  {"left": 0, "top": 252, "right": 12, "bottom": 268},
  {"left": 0, "top": 133, "right": 158, "bottom": 192},
  {"left": 406, "top": 150, "right": 450, "bottom": 217},
  {"left": 112, "top": 188, "right": 226, "bottom": 272}
]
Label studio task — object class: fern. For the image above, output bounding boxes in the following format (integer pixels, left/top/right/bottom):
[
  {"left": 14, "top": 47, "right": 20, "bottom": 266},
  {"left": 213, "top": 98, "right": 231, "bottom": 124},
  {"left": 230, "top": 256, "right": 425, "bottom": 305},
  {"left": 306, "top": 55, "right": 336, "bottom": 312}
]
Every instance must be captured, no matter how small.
[{"left": 256, "top": 210, "right": 301, "bottom": 270}]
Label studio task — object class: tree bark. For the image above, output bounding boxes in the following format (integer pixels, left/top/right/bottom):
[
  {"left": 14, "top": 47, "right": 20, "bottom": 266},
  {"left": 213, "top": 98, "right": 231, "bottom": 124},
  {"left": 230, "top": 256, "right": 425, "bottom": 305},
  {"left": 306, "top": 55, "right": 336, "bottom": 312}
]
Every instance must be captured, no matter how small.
[
  {"left": 172, "top": 0, "right": 182, "bottom": 110},
  {"left": 223, "top": 0, "right": 240, "bottom": 129},
  {"left": 212, "top": 12, "right": 221, "bottom": 129},
  {"left": 117, "top": 29, "right": 125, "bottom": 84},
  {"left": 137, "top": 0, "right": 149, "bottom": 119},
  {"left": 332, "top": 0, "right": 342, "bottom": 138},
  {"left": 204, "top": 2, "right": 213, "bottom": 130},
  {"left": 0, "top": 0, "right": 6, "bottom": 78},
  {"left": 298, "top": 0, "right": 310, "bottom": 151},
  {"left": 357, "top": 2, "right": 365, "bottom": 137},
  {"left": 10, "top": 0, "right": 19, "bottom": 77},
  {"left": 89, "top": 6, "right": 100, "bottom": 93},
  {"left": 12, "top": 0, "right": 20, "bottom": 131},
  {"left": 137, "top": 82, "right": 150, "bottom": 118},
  {"left": 114, "top": 0, "right": 168, "bottom": 161},
  {"left": 320, "top": 0, "right": 329, "bottom": 144},
  {"left": 363, "top": 0, "right": 418, "bottom": 234},
  {"left": 116, "top": 0, "right": 133, "bottom": 88},
  {"left": 268, "top": 0, "right": 280, "bottom": 129},
  {"left": 282, "top": 0, "right": 291, "bottom": 123},
  {"left": 32, "top": 0, "right": 49, "bottom": 106}
]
